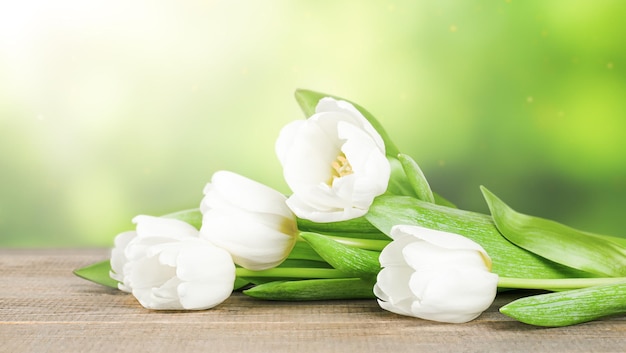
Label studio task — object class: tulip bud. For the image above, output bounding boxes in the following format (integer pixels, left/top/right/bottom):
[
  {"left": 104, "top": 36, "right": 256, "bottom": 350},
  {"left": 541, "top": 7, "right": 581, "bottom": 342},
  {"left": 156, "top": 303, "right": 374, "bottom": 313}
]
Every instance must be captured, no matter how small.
[
  {"left": 112, "top": 215, "right": 236, "bottom": 310},
  {"left": 199, "top": 171, "right": 298, "bottom": 270},
  {"left": 374, "top": 225, "right": 498, "bottom": 323}
]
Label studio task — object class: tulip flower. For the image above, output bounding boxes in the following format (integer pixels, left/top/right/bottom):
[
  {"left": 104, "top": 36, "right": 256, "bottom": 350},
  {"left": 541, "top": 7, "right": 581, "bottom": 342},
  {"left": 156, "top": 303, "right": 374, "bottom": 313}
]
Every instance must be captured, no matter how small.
[
  {"left": 374, "top": 225, "right": 499, "bottom": 323},
  {"left": 112, "top": 215, "right": 236, "bottom": 310},
  {"left": 275, "top": 97, "right": 390, "bottom": 223},
  {"left": 199, "top": 170, "right": 298, "bottom": 270}
]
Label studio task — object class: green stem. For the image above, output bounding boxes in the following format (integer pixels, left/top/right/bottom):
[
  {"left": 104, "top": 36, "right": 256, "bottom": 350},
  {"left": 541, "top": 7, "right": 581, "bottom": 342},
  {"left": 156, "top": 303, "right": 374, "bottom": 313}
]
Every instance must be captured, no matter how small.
[
  {"left": 498, "top": 276, "right": 626, "bottom": 290},
  {"left": 236, "top": 267, "right": 348, "bottom": 279}
]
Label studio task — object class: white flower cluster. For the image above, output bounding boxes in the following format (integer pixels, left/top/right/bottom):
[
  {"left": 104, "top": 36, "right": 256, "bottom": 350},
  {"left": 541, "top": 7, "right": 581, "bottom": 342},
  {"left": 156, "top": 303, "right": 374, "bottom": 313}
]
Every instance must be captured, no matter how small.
[
  {"left": 110, "top": 171, "right": 299, "bottom": 310},
  {"left": 108, "top": 97, "right": 498, "bottom": 323}
]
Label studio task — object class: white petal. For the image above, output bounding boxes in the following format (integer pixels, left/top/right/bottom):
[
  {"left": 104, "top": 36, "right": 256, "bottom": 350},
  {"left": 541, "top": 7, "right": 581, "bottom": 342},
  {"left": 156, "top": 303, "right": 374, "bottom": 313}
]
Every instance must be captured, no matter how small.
[
  {"left": 133, "top": 215, "right": 199, "bottom": 240},
  {"left": 329, "top": 175, "right": 361, "bottom": 210},
  {"left": 375, "top": 267, "right": 414, "bottom": 305},
  {"left": 408, "top": 268, "right": 498, "bottom": 323},
  {"left": 275, "top": 119, "right": 303, "bottom": 166},
  {"left": 377, "top": 298, "right": 414, "bottom": 317},
  {"left": 133, "top": 286, "right": 182, "bottom": 310},
  {"left": 113, "top": 230, "right": 137, "bottom": 248},
  {"left": 208, "top": 171, "right": 293, "bottom": 218},
  {"left": 175, "top": 240, "right": 235, "bottom": 282},
  {"left": 156, "top": 245, "right": 183, "bottom": 267},
  {"left": 391, "top": 225, "right": 492, "bottom": 269},
  {"left": 315, "top": 97, "right": 385, "bottom": 153},
  {"left": 200, "top": 210, "right": 296, "bottom": 269},
  {"left": 110, "top": 230, "right": 136, "bottom": 283},
  {"left": 304, "top": 182, "right": 352, "bottom": 210},
  {"left": 151, "top": 276, "right": 181, "bottom": 302},
  {"left": 286, "top": 194, "right": 366, "bottom": 223},
  {"left": 172, "top": 240, "right": 236, "bottom": 310},
  {"left": 281, "top": 120, "right": 342, "bottom": 191},
  {"left": 378, "top": 235, "right": 414, "bottom": 267},
  {"left": 178, "top": 280, "right": 233, "bottom": 310},
  {"left": 402, "top": 242, "right": 489, "bottom": 272},
  {"left": 126, "top": 255, "right": 175, "bottom": 289}
]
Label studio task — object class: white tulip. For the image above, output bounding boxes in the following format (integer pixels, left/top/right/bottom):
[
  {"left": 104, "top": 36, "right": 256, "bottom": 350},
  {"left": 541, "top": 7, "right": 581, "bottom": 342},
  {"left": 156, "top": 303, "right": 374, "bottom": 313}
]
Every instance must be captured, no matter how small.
[
  {"left": 112, "top": 215, "right": 236, "bottom": 310},
  {"left": 275, "top": 97, "right": 390, "bottom": 223},
  {"left": 374, "top": 225, "right": 499, "bottom": 323},
  {"left": 199, "top": 171, "right": 298, "bottom": 270}
]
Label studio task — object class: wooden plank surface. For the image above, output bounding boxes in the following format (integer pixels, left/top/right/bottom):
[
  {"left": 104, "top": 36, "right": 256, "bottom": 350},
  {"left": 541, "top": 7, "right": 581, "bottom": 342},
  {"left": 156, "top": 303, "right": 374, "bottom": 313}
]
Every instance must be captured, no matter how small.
[{"left": 1, "top": 248, "right": 625, "bottom": 353}]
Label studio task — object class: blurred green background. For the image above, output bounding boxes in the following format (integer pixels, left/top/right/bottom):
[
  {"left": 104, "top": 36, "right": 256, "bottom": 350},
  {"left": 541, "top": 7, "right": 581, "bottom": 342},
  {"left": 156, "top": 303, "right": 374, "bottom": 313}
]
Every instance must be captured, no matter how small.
[{"left": 1, "top": 0, "right": 625, "bottom": 247}]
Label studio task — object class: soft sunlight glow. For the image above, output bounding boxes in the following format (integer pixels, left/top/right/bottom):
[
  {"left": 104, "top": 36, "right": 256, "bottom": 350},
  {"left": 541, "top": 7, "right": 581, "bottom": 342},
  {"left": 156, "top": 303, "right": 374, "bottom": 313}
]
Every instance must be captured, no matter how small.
[{"left": 1, "top": 1, "right": 625, "bottom": 246}]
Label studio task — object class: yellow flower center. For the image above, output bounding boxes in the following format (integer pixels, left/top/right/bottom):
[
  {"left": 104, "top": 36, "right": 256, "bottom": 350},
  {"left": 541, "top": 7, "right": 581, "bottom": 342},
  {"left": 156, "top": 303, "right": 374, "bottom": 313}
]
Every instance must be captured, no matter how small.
[{"left": 329, "top": 153, "right": 353, "bottom": 184}]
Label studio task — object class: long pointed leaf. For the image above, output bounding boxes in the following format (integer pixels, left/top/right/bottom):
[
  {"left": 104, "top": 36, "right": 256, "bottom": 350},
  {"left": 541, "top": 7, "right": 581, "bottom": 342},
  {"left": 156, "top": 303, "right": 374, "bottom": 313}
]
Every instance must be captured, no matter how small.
[
  {"left": 500, "top": 282, "right": 626, "bottom": 327},
  {"left": 386, "top": 155, "right": 455, "bottom": 207},
  {"left": 300, "top": 232, "right": 380, "bottom": 280},
  {"left": 243, "top": 278, "right": 375, "bottom": 301},
  {"left": 397, "top": 153, "right": 435, "bottom": 203},
  {"left": 297, "top": 216, "right": 390, "bottom": 240},
  {"left": 366, "top": 195, "right": 592, "bottom": 280},
  {"left": 386, "top": 156, "right": 419, "bottom": 197},
  {"left": 482, "top": 186, "right": 626, "bottom": 277}
]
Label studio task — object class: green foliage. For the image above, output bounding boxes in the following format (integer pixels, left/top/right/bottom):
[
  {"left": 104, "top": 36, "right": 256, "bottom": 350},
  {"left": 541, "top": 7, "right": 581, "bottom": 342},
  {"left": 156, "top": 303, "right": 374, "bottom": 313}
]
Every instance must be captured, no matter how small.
[
  {"left": 397, "top": 153, "right": 435, "bottom": 203},
  {"left": 73, "top": 261, "right": 118, "bottom": 289},
  {"left": 366, "top": 195, "right": 592, "bottom": 279},
  {"left": 296, "top": 216, "right": 390, "bottom": 240},
  {"left": 482, "top": 187, "right": 626, "bottom": 277},
  {"left": 500, "top": 282, "right": 626, "bottom": 327},
  {"left": 300, "top": 232, "right": 380, "bottom": 280},
  {"left": 386, "top": 156, "right": 419, "bottom": 198},
  {"left": 243, "top": 278, "right": 375, "bottom": 301}
]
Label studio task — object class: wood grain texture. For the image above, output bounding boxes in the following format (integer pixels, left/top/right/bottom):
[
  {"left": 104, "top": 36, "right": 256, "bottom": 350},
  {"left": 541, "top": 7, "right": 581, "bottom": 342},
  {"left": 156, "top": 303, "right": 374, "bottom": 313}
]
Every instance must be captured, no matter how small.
[{"left": 1, "top": 249, "right": 625, "bottom": 353}]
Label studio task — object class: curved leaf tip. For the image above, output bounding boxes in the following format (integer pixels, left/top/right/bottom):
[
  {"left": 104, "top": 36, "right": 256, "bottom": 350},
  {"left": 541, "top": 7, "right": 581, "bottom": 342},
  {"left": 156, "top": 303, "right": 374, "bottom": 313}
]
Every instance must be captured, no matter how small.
[
  {"left": 481, "top": 186, "right": 626, "bottom": 277},
  {"left": 74, "top": 260, "right": 119, "bottom": 289}
]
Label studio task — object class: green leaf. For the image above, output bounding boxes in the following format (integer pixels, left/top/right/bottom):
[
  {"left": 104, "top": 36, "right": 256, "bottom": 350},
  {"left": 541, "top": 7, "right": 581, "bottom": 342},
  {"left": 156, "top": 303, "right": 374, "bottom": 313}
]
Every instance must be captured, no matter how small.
[
  {"left": 73, "top": 260, "right": 119, "bottom": 289},
  {"left": 500, "top": 282, "right": 626, "bottom": 327},
  {"left": 366, "top": 195, "right": 592, "bottom": 280},
  {"left": 433, "top": 192, "right": 457, "bottom": 208},
  {"left": 278, "top": 259, "right": 333, "bottom": 269},
  {"left": 481, "top": 186, "right": 626, "bottom": 277},
  {"left": 289, "top": 240, "right": 327, "bottom": 262},
  {"left": 397, "top": 153, "right": 435, "bottom": 203},
  {"left": 324, "top": 235, "right": 390, "bottom": 251},
  {"left": 294, "top": 89, "right": 400, "bottom": 157},
  {"left": 300, "top": 232, "right": 381, "bottom": 280},
  {"left": 243, "top": 278, "right": 375, "bottom": 301},
  {"left": 233, "top": 277, "right": 251, "bottom": 290},
  {"left": 162, "top": 208, "right": 202, "bottom": 229},
  {"left": 385, "top": 155, "right": 455, "bottom": 207},
  {"left": 386, "top": 156, "right": 419, "bottom": 198},
  {"left": 297, "top": 216, "right": 390, "bottom": 240}
]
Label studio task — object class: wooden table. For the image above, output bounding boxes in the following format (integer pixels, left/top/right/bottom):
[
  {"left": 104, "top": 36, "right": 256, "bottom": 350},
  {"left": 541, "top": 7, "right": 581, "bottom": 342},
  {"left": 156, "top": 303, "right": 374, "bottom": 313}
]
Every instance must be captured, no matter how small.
[{"left": 1, "top": 249, "right": 625, "bottom": 353}]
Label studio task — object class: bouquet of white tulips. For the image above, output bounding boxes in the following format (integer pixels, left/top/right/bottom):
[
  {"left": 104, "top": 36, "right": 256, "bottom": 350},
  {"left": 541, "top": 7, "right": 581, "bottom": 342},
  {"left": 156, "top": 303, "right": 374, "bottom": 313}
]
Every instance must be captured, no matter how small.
[{"left": 76, "top": 89, "right": 626, "bottom": 327}]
